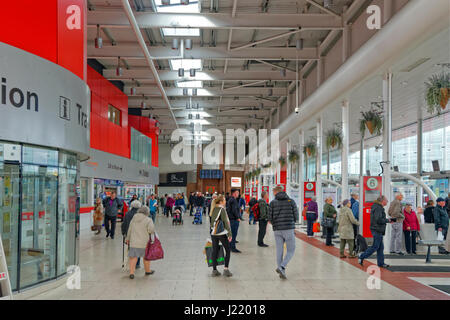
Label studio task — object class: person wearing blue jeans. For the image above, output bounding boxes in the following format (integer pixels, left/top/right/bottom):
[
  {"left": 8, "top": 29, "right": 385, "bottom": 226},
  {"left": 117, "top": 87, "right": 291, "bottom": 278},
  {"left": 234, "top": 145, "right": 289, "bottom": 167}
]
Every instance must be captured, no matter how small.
[
  {"left": 229, "top": 220, "right": 239, "bottom": 250},
  {"left": 359, "top": 195, "right": 393, "bottom": 268}
]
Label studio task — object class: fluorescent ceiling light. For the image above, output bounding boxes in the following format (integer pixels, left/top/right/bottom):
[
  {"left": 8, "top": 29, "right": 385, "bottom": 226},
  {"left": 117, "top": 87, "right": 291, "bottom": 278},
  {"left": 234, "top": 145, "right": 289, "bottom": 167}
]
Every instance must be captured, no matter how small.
[
  {"left": 170, "top": 59, "right": 202, "bottom": 71},
  {"left": 154, "top": 0, "right": 200, "bottom": 13},
  {"left": 176, "top": 80, "right": 203, "bottom": 88},
  {"left": 162, "top": 28, "right": 200, "bottom": 37}
]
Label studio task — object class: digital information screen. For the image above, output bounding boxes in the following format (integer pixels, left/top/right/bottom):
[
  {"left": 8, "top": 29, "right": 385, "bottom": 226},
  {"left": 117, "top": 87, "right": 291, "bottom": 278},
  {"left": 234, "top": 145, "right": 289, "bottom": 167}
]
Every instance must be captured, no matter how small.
[{"left": 364, "top": 190, "right": 380, "bottom": 203}]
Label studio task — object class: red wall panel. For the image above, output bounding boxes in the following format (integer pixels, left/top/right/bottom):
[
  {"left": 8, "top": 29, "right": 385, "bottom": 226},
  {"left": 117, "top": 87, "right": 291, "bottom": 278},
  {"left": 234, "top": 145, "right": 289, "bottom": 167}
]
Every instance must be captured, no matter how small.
[{"left": 0, "top": 0, "right": 86, "bottom": 80}]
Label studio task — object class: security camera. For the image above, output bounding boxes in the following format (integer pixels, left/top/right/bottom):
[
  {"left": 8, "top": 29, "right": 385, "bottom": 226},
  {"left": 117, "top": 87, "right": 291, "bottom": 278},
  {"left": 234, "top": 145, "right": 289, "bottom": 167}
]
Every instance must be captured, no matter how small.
[{"left": 295, "top": 107, "right": 299, "bottom": 114}]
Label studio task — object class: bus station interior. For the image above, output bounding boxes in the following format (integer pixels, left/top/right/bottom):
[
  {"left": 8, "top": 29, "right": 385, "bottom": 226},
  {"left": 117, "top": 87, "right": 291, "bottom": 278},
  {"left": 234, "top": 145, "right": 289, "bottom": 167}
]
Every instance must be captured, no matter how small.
[{"left": 0, "top": 0, "right": 450, "bottom": 301}]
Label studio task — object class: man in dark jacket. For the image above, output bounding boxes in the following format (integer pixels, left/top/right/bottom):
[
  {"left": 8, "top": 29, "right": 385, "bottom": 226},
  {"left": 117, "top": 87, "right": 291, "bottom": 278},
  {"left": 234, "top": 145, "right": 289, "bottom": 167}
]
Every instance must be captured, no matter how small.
[
  {"left": 248, "top": 197, "right": 257, "bottom": 224},
  {"left": 358, "top": 195, "right": 393, "bottom": 268},
  {"left": 227, "top": 189, "right": 241, "bottom": 253},
  {"left": 257, "top": 192, "right": 270, "bottom": 247},
  {"left": 268, "top": 186, "right": 299, "bottom": 279},
  {"left": 189, "top": 192, "right": 195, "bottom": 216},
  {"left": 102, "top": 191, "right": 123, "bottom": 239},
  {"left": 434, "top": 197, "right": 449, "bottom": 254},
  {"left": 193, "top": 192, "right": 205, "bottom": 223}
]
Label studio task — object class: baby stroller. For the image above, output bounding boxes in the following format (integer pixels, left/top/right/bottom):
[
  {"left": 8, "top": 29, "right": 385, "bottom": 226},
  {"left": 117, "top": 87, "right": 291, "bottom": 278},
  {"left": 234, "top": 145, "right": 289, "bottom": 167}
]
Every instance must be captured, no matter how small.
[
  {"left": 172, "top": 206, "right": 184, "bottom": 225},
  {"left": 193, "top": 206, "right": 203, "bottom": 225}
]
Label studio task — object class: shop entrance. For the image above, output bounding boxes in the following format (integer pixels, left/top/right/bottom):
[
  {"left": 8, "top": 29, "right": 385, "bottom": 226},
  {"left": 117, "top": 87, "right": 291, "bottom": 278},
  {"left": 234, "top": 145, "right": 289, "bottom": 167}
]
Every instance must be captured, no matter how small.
[{"left": 0, "top": 163, "right": 20, "bottom": 291}]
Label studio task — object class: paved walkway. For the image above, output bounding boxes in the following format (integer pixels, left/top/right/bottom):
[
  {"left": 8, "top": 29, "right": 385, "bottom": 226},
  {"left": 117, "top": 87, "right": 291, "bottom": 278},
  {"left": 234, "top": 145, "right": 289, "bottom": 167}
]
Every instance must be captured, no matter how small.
[{"left": 27, "top": 212, "right": 435, "bottom": 300}]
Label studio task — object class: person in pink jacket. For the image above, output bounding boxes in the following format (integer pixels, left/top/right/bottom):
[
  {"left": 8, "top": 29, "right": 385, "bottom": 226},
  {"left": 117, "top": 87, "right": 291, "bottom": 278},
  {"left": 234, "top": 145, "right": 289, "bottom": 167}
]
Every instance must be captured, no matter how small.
[{"left": 403, "top": 204, "right": 420, "bottom": 255}]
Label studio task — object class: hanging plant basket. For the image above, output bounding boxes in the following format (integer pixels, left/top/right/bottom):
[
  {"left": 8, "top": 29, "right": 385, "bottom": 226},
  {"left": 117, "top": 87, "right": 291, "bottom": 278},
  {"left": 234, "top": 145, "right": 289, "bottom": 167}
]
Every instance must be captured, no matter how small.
[
  {"left": 359, "top": 109, "right": 383, "bottom": 138},
  {"left": 325, "top": 128, "right": 343, "bottom": 150},
  {"left": 279, "top": 156, "right": 286, "bottom": 167},
  {"left": 303, "top": 141, "right": 316, "bottom": 157},
  {"left": 288, "top": 149, "right": 300, "bottom": 163},
  {"left": 425, "top": 72, "right": 450, "bottom": 115}
]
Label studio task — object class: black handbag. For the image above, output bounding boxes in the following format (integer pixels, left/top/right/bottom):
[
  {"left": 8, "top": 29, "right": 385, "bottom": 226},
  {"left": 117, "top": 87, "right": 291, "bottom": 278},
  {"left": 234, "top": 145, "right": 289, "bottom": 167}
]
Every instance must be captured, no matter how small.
[{"left": 322, "top": 217, "right": 335, "bottom": 228}]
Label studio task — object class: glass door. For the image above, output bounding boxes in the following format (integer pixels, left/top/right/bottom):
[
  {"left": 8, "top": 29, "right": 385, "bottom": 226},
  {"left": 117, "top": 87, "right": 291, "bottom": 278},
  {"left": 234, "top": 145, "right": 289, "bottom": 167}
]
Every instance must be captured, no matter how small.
[
  {"left": 0, "top": 163, "right": 20, "bottom": 291},
  {"left": 20, "top": 165, "right": 57, "bottom": 288}
]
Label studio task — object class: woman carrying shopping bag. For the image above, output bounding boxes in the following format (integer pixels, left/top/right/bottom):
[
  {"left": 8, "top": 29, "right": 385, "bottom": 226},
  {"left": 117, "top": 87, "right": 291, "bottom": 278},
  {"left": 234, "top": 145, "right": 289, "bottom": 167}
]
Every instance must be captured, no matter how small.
[
  {"left": 125, "top": 206, "right": 156, "bottom": 279},
  {"left": 209, "top": 195, "right": 233, "bottom": 277}
]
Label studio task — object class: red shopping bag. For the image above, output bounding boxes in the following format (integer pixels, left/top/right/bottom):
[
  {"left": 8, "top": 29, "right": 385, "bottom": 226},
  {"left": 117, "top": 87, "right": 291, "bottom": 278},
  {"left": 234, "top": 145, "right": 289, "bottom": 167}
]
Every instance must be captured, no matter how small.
[
  {"left": 313, "top": 222, "right": 321, "bottom": 233},
  {"left": 144, "top": 234, "right": 164, "bottom": 261}
]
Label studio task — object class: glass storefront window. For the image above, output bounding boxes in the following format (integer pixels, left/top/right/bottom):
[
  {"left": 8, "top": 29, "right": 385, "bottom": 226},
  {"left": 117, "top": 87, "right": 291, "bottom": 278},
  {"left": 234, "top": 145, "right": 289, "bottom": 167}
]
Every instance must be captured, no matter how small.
[
  {"left": 130, "top": 128, "right": 153, "bottom": 166},
  {"left": 0, "top": 141, "right": 79, "bottom": 291},
  {"left": 79, "top": 178, "right": 89, "bottom": 206},
  {"left": 20, "top": 165, "right": 58, "bottom": 288},
  {"left": 23, "top": 145, "right": 58, "bottom": 167},
  {"left": 57, "top": 168, "right": 77, "bottom": 276}
]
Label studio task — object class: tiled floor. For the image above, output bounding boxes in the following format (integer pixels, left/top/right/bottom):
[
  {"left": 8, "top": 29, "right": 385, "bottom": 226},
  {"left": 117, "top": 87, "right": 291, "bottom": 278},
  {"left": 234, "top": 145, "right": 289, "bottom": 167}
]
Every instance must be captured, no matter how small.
[{"left": 24, "top": 213, "right": 447, "bottom": 300}]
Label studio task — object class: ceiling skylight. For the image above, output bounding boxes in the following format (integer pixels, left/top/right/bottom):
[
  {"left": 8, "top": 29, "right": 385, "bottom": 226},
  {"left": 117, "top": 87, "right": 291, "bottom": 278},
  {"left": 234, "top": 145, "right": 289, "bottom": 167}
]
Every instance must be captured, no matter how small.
[
  {"left": 170, "top": 59, "right": 202, "bottom": 71},
  {"left": 154, "top": 0, "right": 201, "bottom": 13},
  {"left": 176, "top": 80, "right": 203, "bottom": 88},
  {"left": 154, "top": 1, "right": 201, "bottom": 37},
  {"left": 162, "top": 28, "right": 200, "bottom": 37}
]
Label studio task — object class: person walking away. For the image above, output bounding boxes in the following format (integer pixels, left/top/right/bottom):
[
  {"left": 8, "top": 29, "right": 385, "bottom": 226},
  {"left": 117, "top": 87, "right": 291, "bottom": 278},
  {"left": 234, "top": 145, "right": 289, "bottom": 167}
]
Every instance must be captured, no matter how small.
[
  {"left": 424, "top": 200, "right": 435, "bottom": 223},
  {"left": 122, "top": 200, "right": 142, "bottom": 268},
  {"left": 338, "top": 199, "right": 359, "bottom": 258},
  {"left": 210, "top": 195, "right": 233, "bottom": 277},
  {"left": 226, "top": 189, "right": 241, "bottom": 253},
  {"left": 305, "top": 197, "right": 318, "bottom": 237},
  {"left": 434, "top": 197, "right": 450, "bottom": 254},
  {"left": 323, "top": 197, "right": 337, "bottom": 246},
  {"left": 350, "top": 193, "right": 360, "bottom": 248},
  {"left": 159, "top": 195, "right": 166, "bottom": 215},
  {"left": 93, "top": 198, "right": 104, "bottom": 235},
  {"left": 257, "top": 192, "right": 270, "bottom": 247},
  {"left": 189, "top": 192, "right": 195, "bottom": 216},
  {"left": 388, "top": 193, "right": 405, "bottom": 255},
  {"left": 125, "top": 206, "right": 156, "bottom": 279},
  {"left": 102, "top": 191, "right": 123, "bottom": 239},
  {"left": 166, "top": 195, "right": 175, "bottom": 217},
  {"left": 248, "top": 197, "right": 257, "bottom": 225},
  {"left": 403, "top": 204, "right": 420, "bottom": 255},
  {"left": 268, "top": 186, "right": 299, "bottom": 279},
  {"left": 149, "top": 195, "right": 158, "bottom": 223},
  {"left": 358, "top": 195, "right": 394, "bottom": 268}
]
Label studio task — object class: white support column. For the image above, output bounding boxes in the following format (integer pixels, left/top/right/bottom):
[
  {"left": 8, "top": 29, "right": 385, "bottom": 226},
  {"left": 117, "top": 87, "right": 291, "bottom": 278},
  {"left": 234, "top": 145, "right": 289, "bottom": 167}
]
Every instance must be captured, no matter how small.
[
  {"left": 417, "top": 102, "right": 423, "bottom": 207},
  {"left": 382, "top": 72, "right": 393, "bottom": 202},
  {"left": 341, "top": 99, "right": 350, "bottom": 200},
  {"left": 316, "top": 116, "right": 323, "bottom": 217},
  {"left": 359, "top": 136, "right": 364, "bottom": 235},
  {"left": 299, "top": 129, "right": 305, "bottom": 214},
  {"left": 382, "top": 72, "right": 393, "bottom": 253}
]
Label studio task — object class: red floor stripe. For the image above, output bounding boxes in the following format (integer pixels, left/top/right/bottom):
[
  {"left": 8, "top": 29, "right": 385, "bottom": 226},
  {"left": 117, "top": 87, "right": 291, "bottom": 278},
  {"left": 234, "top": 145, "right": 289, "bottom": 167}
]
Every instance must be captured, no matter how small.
[{"left": 294, "top": 230, "right": 450, "bottom": 300}]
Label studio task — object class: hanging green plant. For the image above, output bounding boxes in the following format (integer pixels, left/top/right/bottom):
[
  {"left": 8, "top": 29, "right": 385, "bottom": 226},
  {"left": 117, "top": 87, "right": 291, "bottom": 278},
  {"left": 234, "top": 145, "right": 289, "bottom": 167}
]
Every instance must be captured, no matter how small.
[
  {"left": 245, "top": 172, "right": 251, "bottom": 181},
  {"left": 288, "top": 149, "right": 300, "bottom": 163},
  {"left": 325, "top": 128, "right": 343, "bottom": 150},
  {"left": 359, "top": 109, "right": 383, "bottom": 138},
  {"left": 303, "top": 141, "right": 316, "bottom": 157},
  {"left": 262, "top": 163, "right": 271, "bottom": 169},
  {"left": 425, "top": 72, "right": 449, "bottom": 115},
  {"left": 255, "top": 167, "right": 261, "bottom": 176},
  {"left": 279, "top": 156, "right": 286, "bottom": 167}
]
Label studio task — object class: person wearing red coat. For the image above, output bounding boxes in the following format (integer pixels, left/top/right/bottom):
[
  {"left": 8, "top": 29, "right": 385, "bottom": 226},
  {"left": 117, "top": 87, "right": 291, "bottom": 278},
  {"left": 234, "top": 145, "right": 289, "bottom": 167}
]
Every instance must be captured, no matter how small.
[{"left": 403, "top": 204, "right": 420, "bottom": 255}]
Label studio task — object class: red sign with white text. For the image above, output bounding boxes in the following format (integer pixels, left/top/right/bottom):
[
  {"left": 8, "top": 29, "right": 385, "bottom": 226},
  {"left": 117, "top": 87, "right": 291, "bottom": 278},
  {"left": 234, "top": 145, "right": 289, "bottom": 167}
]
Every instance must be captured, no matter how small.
[
  {"left": 362, "top": 176, "right": 383, "bottom": 238},
  {"left": 303, "top": 182, "right": 316, "bottom": 220}
]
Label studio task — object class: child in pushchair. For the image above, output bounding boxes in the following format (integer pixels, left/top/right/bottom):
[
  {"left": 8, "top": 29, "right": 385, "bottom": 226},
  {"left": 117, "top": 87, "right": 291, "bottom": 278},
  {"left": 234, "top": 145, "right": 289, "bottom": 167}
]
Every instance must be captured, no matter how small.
[{"left": 172, "top": 206, "right": 184, "bottom": 225}]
